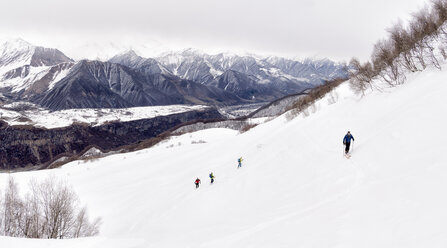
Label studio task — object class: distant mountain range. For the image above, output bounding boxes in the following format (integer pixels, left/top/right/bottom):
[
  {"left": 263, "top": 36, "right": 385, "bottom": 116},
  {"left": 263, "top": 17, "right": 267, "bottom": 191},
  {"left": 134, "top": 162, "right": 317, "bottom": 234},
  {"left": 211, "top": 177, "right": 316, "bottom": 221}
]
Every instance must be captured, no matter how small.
[{"left": 0, "top": 39, "right": 347, "bottom": 110}]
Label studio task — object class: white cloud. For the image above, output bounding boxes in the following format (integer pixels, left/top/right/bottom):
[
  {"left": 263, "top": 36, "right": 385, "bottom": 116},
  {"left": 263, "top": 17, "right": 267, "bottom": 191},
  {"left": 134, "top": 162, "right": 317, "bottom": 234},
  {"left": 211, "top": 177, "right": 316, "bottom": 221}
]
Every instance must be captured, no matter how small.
[{"left": 0, "top": 0, "right": 429, "bottom": 61}]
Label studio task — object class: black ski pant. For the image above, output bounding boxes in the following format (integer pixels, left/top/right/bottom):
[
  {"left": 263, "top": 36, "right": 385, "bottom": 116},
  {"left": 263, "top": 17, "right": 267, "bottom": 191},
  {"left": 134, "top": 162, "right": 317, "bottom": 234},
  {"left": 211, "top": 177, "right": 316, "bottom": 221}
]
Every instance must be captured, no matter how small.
[
  {"left": 345, "top": 142, "right": 351, "bottom": 153},
  {"left": 195, "top": 183, "right": 199, "bottom": 188}
]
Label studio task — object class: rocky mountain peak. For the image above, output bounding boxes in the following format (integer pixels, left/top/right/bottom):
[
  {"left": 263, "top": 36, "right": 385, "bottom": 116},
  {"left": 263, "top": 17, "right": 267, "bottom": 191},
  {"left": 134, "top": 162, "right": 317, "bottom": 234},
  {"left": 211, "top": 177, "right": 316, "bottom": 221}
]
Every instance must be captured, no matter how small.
[{"left": 0, "top": 38, "right": 73, "bottom": 74}]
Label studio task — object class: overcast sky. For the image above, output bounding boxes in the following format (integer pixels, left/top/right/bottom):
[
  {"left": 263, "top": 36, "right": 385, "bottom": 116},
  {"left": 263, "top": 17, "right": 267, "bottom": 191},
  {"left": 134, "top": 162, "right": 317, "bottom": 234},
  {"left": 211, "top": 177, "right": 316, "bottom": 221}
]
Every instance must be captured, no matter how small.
[{"left": 0, "top": 0, "right": 429, "bottom": 61}]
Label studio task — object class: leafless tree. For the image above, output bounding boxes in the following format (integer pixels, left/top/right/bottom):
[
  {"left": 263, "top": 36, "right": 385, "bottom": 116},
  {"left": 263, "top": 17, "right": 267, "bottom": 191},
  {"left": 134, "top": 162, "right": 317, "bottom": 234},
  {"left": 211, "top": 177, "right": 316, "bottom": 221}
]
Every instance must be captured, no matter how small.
[
  {"left": 388, "top": 22, "right": 419, "bottom": 72},
  {"left": 20, "top": 192, "right": 42, "bottom": 238},
  {"left": 2, "top": 177, "right": 23, "bottom": 237},
  {"left": 73, "top": 207, "right": 102, "bottom": 238},
  {"left": 372, "top": 39, "right": 405, "bottom": 85},
  {"left": 349, "top": 58, "right": 377, "bottom": 94},
  {"left": 432, "top": 0, "right": 447, "bottom": 26},
  {"left": 0, "top": 176, "right": 101, "bottom": 239},
  {"left": 36, "top": 177, "right": 77, "bottom": 239},
  {"left": 349, "top": 0, "right": 447, "bottom": 91}
]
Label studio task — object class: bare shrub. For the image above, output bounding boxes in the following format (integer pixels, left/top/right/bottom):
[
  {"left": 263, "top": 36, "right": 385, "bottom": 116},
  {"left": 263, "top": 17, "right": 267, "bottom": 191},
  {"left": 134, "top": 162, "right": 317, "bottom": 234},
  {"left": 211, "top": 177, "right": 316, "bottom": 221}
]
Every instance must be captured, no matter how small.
[
  {"left": 310, "top": 103, "right": 317, "bottom": 114},
  {"left": 240, "top": 123, "right": 258, "bottom": 133},
  {"left": 287, "top": 78, "right": 346, "bottom": 119},
  {"left": 73, "top": 207, "right": 101, "bottom": 238},
  {"left": 388, "top": 22, "right": 419, "bottom": 72},
  {"left": 0, "top": 176, "right": 101, "bottom": 239},
  {"left": 2, "top": 177, "right": 23, "bottom": 237},
  {"left": 349, "top": 0, "right": 447, "bottom": 92},
  {"left": 302, "top": 109, "right": 310, "bottom": 117},
  {"left": 349, "top": 58, "right": 377, "bottom": 94},
  {"left": 440, "top": 45, "right": 447, "bottom": 59},
  {"left": 191, "top": 140, "right": 206, "bottom": 144},
  {"left": 327, "top": 91, "right": 339, "bottom": 105},
  {"left": 372, "top": 39, "right": 405, "bottom": 85}
]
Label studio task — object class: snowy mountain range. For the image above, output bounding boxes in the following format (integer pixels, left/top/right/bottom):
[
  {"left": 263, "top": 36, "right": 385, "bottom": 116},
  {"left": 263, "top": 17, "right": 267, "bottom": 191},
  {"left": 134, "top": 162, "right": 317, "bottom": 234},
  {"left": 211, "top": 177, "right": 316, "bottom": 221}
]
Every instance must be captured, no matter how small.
[
  {"left": 111, "top": 49, "right": 347, "bottom": 100},
  {"left": 0, "top": 39, "right": 347, "bottom": 110}
]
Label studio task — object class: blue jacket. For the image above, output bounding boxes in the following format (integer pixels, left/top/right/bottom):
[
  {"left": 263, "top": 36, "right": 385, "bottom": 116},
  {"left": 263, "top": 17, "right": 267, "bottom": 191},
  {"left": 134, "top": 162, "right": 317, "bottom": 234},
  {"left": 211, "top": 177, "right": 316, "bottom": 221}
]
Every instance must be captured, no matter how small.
[{"left": 343, "top": 134, "right": 354, "bottom": 144}]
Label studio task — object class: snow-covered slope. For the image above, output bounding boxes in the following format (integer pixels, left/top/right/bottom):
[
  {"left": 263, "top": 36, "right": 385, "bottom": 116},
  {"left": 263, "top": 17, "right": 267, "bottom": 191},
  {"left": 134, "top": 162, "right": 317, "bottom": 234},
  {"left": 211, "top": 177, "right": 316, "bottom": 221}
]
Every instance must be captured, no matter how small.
[
  {"left": 1, "top": 67, "right": 447, "bottom": 247},
  {"left": 0, "top": 104, "right": 207, "bottom": 128},
  {"left": 0, "top": 38, "right": 35, "bottom": 75},
  {"left": 0, "top": 38, "right": 73, "bottom": 73}
]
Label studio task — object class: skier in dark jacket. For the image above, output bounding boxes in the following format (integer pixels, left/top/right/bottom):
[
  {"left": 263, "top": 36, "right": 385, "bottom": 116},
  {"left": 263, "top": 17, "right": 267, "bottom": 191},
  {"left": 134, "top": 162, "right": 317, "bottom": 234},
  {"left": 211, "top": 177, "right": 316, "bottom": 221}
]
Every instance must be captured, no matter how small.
[
  {"left": 343, "top": 131, "right": 355, "bottom": 154},
  {"left": 195, "top": 178, "right": 201, "bottom": 188},
  {"left": 209, "top": 172, "right": 215, "bottom": 184}
]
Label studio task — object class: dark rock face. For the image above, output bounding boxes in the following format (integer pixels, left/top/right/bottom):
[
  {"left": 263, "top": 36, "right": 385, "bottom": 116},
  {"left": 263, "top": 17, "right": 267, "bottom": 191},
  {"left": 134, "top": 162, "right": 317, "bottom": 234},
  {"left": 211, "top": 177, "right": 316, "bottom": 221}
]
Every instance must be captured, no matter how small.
[
  {"left": 34, "top": 60, "right": 243, "bottom": 110},
  {"left": 0, "top": 108, "right": 224, "bottom": 170},
  {"left": 1, "top": 65, "right": 31, "bottom": 79},
  {"left": 212, "top": 70, "right": 285, "bottom": 101},
  {"left": 148, "top": 75, "right": 242, "bottom": 106},
  {"left": 25, "top": 63, "right": 74, "bottom": 97},
  {"left": 35, "top": 60, "right": 161, "bottom": 110},
  {"left": 109, "top": 50, "right": 242, "bottom": 105},
  {"left": 0, "top": 63, "right": 75, "bottom": 100}
]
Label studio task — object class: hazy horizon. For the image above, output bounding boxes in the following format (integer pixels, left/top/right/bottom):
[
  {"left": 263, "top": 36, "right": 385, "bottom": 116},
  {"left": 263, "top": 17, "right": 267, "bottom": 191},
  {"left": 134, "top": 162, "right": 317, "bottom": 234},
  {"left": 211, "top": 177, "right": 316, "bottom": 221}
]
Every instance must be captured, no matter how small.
[{"left": 0, "top": 0, "right": 429, "bottom": 62}]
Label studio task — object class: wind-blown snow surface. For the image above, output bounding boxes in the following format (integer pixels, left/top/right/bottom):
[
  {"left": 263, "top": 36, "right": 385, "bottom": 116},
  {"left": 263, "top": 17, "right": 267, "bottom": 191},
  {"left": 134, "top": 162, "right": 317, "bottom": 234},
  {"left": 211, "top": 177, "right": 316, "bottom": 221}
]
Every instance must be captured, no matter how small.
[{"left": 1, "top": 68, "right": 447, "bottom": 247}]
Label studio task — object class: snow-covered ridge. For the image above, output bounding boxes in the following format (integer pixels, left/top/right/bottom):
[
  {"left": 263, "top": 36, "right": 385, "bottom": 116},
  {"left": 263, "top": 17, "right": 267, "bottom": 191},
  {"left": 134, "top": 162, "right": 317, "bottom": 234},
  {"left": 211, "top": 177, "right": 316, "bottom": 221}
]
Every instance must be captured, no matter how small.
[
  {"left": 0, "top": 38, "right": 35, "bottom": 75},
  {"left": 115, "top": 47, "right": 347, "bottom": 87},
  {"left": 0, "top": 38, "right": 74, "bottom": 97},
  {"left": 1, "top": 65, "right": 48, "bottom": 92},
  {"left": 0, "top": 104, "right": 207, "bottom": 128}
]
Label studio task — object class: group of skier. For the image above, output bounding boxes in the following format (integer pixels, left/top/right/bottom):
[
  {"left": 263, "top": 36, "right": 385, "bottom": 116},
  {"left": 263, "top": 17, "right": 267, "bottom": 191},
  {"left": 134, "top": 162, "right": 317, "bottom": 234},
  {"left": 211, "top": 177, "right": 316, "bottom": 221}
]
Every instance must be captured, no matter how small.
[
  {"left": 194, "top": 157, "right": 243, "bottom": 188},
  {"left": 194, "top": 172, "right": 216, "bottom": 189},
  {"left": 194, "top": 132, "right": 354, "bottom": 188}
]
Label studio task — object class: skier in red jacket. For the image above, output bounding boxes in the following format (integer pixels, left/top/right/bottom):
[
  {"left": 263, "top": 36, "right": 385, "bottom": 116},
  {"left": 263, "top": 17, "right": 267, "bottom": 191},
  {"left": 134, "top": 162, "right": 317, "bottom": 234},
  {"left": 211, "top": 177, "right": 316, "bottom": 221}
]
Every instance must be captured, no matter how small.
[{"left": 195, "top": 178, "right": 201, "bottom": 188}]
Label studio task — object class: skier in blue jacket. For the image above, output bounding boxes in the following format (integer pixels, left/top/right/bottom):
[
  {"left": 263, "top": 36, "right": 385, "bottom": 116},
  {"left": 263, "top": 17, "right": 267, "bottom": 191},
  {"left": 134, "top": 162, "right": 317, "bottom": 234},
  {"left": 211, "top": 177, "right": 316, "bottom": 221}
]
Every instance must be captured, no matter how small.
[{"left": 343, "top": 131, "right": 355, "bottom": 154}]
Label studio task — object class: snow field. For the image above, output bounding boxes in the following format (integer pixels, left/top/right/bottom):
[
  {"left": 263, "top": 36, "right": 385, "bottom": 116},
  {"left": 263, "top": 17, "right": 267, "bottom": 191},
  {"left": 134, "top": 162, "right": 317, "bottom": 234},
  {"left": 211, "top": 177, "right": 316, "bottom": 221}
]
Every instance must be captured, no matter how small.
[
  {"left": 1, "top": 68, "right": 447, "bottom": 247},
  {"left": 0, "top": 105, "right": 206, "bottom": 128}
]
